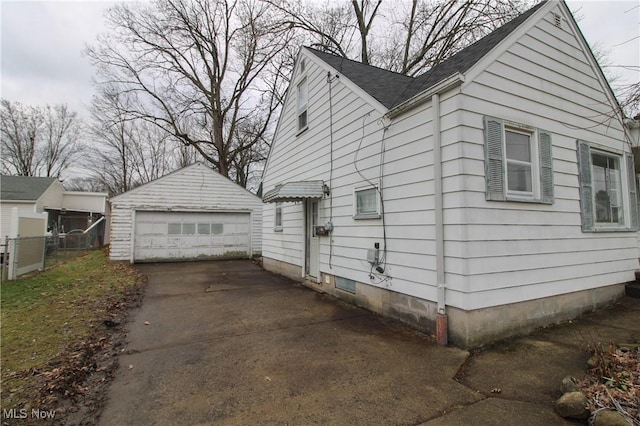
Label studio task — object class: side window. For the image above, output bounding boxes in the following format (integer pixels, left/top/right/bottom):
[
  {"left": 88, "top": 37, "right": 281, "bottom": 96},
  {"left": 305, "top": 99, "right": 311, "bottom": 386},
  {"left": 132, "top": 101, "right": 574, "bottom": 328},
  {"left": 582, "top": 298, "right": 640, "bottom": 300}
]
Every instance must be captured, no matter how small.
[
  {"left": 577, "top": 141, "right": 638, "bottom": 231},
  {"left": 354, "top": 187, "right": 380, "bottom": 219},
  {"left": 274, "top": 202, "right": 283, "bottom": 231},
  {"left": 297, "top": 78, "right": 308, "bottom": 132},
  {"left": 505, "top": 128, "right": 533, "bottom": 195},
  {"left": 484, "top": 116, "right": 553, "bottom": 203}
]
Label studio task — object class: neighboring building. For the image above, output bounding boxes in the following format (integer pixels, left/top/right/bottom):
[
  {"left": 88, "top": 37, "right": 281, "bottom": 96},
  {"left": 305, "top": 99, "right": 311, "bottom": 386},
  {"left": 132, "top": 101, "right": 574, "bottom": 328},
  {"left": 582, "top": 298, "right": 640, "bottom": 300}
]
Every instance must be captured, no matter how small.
[
  {"left": 109, "top": 162, "right": 262, "bottom": 263},
  {"left": 0, "top": 175, "right": 109, "bottom": 247},
  {"left": 625, "top": 114, "right": 640, "bottom": 256},
  {"left": 260, "top": 1, "right": 639, "bottom": 347}
]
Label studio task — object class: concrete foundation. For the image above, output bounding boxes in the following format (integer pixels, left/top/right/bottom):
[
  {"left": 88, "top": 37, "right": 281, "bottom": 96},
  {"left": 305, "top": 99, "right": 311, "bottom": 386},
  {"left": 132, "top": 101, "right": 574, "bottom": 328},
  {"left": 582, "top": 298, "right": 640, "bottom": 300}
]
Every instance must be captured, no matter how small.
[
  {"left": 262, "top": 258, "right": 626, "bottom": 348},
  {"left": 446, "top": 283, "right": 626, "bottom": 347}
]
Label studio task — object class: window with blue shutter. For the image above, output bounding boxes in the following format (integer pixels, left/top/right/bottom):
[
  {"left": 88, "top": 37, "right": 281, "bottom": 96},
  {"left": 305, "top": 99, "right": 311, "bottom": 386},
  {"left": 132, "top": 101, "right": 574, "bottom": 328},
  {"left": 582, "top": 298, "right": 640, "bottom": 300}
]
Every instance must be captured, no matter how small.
[
  {"left": 576, "top": 140, "right": 637, "bottom": 232},
  {"left": 577, "top": 141, "right": 594, "bottom": 231},
  {"left": 483, "top": 116, "right": 554, "bottom": 203}
]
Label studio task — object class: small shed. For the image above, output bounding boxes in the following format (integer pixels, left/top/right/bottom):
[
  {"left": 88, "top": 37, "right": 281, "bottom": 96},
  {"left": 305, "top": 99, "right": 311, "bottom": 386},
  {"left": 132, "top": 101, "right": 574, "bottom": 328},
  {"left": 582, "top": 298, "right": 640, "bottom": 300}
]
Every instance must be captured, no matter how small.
[{"left": 109, "top": 163, "right": 262, "bottom": 263}]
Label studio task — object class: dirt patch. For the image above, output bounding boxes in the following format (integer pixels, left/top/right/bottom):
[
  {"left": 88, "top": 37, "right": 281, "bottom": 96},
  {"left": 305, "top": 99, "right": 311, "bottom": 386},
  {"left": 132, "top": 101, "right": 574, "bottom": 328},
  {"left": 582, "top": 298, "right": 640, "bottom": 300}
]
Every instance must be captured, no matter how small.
[{"left": 2, "top": 281, "right": 145, "bottom": 425}]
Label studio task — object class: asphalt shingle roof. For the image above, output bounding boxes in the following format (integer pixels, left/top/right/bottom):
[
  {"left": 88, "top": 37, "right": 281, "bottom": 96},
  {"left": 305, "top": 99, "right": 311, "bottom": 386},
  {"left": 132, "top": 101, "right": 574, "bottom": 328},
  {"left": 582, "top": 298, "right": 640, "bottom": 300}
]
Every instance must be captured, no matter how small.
[
  {"left": 0, "top": 176, "right": 58, "bottom": 201},
  {"left": 306, "top": 48, "right": 413, "bottom": 109},
  {"left": 306, "top": 1, "right": 547, "bottom": 110}
]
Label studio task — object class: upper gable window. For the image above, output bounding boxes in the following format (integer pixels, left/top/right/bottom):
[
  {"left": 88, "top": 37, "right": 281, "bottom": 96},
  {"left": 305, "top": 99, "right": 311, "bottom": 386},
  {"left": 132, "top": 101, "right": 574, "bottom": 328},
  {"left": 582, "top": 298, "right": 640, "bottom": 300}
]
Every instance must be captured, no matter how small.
[
  {"left": 484, "top": 116, "right": 554, "bottom": 204},
  {"left": 577, "top": 141, "right": 638, "bottom": 232},
  {"left": 297, "top": 78, "right": 308, "bottom": 132}
]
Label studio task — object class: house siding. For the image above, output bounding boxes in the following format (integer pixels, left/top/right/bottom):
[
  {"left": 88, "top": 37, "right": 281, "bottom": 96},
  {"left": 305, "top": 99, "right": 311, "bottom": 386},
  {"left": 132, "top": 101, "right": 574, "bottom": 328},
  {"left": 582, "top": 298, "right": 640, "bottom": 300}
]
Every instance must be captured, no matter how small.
[
  {"left": 110, "top": 163, "right": 262, "bottom": 262},
  {"left": 453, "top": 4, "right": 635, "bottom": 310},
  {"left": 262, "top": 3, "right": 637, "bottom": 347},
  {"left": 263, "top": 50, "right": 448, "bottom": 303},
  {"left": 36, "top": 181, "right": 64, "bottom": 212}
]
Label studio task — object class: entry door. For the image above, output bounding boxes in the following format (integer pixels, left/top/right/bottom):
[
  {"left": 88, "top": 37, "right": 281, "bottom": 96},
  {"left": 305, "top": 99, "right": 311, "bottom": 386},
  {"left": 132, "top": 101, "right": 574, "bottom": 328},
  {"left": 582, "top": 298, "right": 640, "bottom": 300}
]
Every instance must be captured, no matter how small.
[{"left": 305, "top": 200, "right": 320, "bottom": 280}]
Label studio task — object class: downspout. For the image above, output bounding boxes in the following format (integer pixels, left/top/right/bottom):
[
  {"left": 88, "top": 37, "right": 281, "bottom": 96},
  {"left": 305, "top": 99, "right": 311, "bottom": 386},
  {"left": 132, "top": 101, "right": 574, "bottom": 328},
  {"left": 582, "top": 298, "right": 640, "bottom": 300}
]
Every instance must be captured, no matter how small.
[{"left": 433, "top": 93, "right": 448, "bottom": 346}]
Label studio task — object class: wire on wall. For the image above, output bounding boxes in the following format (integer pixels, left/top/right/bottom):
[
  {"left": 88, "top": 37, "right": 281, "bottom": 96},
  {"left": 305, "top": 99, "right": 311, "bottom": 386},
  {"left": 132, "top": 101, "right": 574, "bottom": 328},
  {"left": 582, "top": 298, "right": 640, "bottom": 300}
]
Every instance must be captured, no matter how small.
[{"left": 354, "top": 111, "right": 392, "bottom": 284}]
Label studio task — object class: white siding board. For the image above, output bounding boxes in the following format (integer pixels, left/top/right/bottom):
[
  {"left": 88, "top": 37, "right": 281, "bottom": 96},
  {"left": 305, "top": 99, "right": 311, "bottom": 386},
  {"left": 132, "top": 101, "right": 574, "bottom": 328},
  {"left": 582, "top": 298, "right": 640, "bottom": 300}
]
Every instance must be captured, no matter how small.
[
  {"left": 264, "top": 8, "right": 635, "bottom": 316},
  {"left": 444, "top": 11, "right": 634, "bottom": 309},
  {"left": 37, "top": 181, "right": 64, "bottom": 211},
  {"left": 263, "top": 57, "right": 438, "bottom": 294}
]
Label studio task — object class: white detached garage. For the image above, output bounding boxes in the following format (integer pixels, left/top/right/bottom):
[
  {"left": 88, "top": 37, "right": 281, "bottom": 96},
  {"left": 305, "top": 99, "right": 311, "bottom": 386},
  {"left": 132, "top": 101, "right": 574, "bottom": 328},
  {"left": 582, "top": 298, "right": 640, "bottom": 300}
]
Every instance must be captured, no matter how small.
[{"left": 109, "top": 163, "right": 262, "bottom": 263}]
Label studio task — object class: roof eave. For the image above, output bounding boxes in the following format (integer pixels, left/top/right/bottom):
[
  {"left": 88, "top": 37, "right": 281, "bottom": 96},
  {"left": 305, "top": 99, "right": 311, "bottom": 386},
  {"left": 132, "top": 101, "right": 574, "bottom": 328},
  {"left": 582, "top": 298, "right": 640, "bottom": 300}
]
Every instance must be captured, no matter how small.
[
  {"left": 0, "top": 199, "right": 36, "bottom": 204},
  {"left": 385, "top": 73, "right": 465, "bottom": 120}
]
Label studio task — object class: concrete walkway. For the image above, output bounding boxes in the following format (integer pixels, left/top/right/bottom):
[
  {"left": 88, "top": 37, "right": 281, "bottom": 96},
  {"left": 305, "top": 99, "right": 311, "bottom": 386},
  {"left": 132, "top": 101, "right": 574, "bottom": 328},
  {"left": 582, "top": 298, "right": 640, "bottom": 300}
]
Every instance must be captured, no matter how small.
[{"left": 98, "top": 260, "right": 640, "bottom": 425}]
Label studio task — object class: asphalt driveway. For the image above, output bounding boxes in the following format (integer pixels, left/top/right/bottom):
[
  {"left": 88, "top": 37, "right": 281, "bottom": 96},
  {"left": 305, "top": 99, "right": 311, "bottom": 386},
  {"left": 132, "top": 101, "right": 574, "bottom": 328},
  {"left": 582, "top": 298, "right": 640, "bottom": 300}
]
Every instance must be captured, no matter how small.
[{"left": 98, "top": 260, "right": 639, "bottom": 425}]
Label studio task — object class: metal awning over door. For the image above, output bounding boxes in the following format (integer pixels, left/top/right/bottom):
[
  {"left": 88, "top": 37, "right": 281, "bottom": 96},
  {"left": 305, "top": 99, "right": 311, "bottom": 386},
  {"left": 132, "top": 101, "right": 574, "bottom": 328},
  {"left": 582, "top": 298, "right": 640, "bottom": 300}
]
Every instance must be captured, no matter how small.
[{"left": 262, "top": 181, "right": 329, "bottom": 203}]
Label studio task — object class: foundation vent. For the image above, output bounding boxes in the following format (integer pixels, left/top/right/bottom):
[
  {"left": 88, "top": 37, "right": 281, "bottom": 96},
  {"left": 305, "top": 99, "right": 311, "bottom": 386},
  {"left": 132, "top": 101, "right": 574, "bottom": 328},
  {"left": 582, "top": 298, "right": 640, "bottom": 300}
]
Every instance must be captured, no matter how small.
[{"left": 335, "top": 276, "right": 356, "bottom": 294}]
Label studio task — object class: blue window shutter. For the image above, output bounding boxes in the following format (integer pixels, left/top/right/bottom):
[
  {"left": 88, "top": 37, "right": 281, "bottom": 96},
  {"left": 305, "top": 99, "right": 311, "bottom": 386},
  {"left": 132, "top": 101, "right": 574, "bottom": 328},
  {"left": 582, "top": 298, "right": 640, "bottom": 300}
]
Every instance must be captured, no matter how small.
[
  {"left": 626, "top": 154, "right": 638, "bottom": 230},
  {"left": 576, "top": 140, "right": 594, "bottom": 231},
  {"left": 484, "top": 116, "right": 505, "bottom": 201},
  {"left": 538, "top": 131, "right": 554, "bottom": 204}
]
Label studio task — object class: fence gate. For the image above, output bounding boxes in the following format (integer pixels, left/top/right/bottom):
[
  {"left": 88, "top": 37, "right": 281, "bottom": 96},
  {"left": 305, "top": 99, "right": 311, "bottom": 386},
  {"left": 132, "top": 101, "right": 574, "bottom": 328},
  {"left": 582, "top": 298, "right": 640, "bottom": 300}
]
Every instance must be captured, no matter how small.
[{"left": 4, "top": 209, "right": 48, "bottom": 280}]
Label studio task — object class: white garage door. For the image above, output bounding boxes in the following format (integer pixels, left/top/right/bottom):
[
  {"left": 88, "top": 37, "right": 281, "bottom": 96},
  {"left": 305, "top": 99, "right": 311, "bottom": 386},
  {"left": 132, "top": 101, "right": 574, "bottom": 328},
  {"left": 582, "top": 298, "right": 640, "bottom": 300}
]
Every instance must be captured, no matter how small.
[{"left": 134, "top": 211, "right": 251, "bottom": 262}]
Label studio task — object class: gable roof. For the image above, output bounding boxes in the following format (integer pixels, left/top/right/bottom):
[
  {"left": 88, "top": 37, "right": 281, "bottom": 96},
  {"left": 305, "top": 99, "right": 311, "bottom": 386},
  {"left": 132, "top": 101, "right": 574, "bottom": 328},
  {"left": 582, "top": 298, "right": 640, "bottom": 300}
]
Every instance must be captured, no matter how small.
[
  {"left": 110, "top": 162, "right": 260, "bottom": 203},
  {"left": 306, "top": 1, "right": 547, "bottom": 110},
  {"left": 394, "top": 1, "right": 547, "bottom": 106},
  {"left": 0, "top": 176, "right": 58, "bottom": 201}
]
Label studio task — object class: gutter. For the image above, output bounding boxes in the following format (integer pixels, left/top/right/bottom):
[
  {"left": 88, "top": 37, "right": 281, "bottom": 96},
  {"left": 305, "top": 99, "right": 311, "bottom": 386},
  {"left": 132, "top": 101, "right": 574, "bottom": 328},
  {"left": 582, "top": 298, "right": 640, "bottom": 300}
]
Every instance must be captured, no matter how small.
[
  {"left": 432, "top": 92, "right": 448, "bottom": 346},
  {"left": 385, "top": 73, "right": 464, "bottom": 120},
  {"left": 384, "top": 72, "right": 458, "bottom": 345}
]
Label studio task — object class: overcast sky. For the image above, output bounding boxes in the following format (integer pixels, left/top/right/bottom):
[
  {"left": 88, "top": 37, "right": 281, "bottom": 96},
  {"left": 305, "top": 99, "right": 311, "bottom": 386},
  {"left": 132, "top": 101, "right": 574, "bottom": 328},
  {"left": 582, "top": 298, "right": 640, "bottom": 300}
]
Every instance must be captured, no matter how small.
[{"left": 1, "top": 0, "right": 639, "bottom": 118}]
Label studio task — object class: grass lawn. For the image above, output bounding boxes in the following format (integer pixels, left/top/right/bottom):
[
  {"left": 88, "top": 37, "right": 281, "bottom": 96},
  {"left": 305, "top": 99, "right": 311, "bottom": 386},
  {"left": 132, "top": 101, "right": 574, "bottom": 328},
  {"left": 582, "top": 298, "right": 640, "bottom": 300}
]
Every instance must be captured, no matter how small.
[{"left": 0, "top": 248, "right": 143, "bottom": 411}]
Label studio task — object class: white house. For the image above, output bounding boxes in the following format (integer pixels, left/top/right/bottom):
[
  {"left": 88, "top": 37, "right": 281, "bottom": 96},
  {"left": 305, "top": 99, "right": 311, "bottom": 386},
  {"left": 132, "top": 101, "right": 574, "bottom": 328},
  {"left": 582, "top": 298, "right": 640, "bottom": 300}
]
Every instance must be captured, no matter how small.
[
  {"left": 109, "top": 162, "right": 262, "bottom": 263},
  {"left": 0, "top": 175, "right": 109, "bottom": 246},
  {"left": 260, "top": 0, "right": 639, "bottom": 347}
]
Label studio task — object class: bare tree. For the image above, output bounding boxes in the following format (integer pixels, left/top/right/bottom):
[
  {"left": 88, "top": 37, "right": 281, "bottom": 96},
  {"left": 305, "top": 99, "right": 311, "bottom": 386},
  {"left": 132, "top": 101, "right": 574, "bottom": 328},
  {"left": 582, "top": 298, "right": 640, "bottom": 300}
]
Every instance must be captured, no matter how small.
[
  {"left": 0, "top": 100, "right": 41, "bottom": 176},
  {"left": 229, "top": 116, "right": 271, "bottom": 190},
  {"left": 267, "top": 0, "right": 528, "bottom": 76},
  {"left": 86, "top": 89, "right": 187, "bottom": 195},
  {"left": 1, "top": 100, "right": 83, "bottom": 178},
  {"left": 86, "top": 0, "right": 292, "bottom": 185},
  {"left": 41, "top": 105, "right": 83, "bottom": 177}
]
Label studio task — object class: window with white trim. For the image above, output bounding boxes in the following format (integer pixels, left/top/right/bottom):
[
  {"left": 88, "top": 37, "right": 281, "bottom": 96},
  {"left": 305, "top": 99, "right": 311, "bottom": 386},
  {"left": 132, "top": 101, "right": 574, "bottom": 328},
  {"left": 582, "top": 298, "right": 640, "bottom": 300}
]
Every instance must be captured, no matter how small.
[
  {"left": 505, "top": 128, "right": 534, "bottom": 195},
  {"left": 274, "top": 202, "right": 283, "bottom": 231},
  {"left": 592, "top": 152, "right": 622, "bottom": 224},
  {"left": 484, "top": 116, "right": 554, "bottom": 203},
  {"left": 577, "top": 141, "right": 638, "bottom": 231},
  {"left": 354, "top": 187, "right": 380, "bottom": 219},
  {"left": 297, "top": 78, "right": 308, "bottom": 132}
]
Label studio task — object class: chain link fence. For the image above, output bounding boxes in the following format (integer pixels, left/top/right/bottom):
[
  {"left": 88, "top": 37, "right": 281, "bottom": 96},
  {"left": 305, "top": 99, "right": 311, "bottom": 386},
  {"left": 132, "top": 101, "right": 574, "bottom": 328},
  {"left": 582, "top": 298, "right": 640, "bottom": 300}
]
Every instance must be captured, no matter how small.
[{"left": 1, "top": 231, "right": 98, "bottom": 283}]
